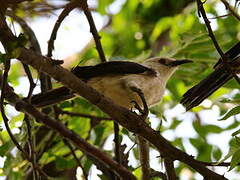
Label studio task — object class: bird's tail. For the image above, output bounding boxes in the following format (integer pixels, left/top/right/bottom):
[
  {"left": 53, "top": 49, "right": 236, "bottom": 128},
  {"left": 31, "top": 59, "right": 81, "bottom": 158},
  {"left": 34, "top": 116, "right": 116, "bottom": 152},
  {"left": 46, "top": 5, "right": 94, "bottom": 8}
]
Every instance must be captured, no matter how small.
[
  {"left": 180, "top": 67, "right": 233, "bottom": 111},
  {"left": 181, "top": 42, "right": 240, "bottom": 111},
  {"left": 30, "top": 86, "right": 74, "bottom": 107}
]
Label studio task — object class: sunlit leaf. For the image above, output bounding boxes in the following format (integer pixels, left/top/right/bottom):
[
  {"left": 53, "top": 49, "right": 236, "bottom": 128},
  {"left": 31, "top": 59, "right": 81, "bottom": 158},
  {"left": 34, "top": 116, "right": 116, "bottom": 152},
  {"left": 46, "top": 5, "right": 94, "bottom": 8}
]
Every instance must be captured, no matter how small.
[{"left": 219, "top": 106, "right": 240, "bottom": 121}]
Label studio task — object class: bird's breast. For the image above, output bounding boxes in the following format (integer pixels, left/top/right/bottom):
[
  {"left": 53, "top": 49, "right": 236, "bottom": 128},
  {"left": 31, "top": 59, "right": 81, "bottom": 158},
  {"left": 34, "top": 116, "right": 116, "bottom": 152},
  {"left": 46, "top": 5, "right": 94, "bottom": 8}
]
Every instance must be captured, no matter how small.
[{"left": 87, "top": 74, "right": 165, "bottom": 109}]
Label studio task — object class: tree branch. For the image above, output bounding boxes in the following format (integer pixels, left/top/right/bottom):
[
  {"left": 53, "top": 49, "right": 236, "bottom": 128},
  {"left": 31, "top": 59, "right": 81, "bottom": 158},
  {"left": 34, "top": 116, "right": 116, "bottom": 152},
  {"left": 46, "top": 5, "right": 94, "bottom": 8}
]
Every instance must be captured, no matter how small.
[
  {"left": 164, "top": 157, "right": 177, "bottom": 180},
  {"left": 57, "top": 108, "right": 112, "bottom": 121},
  {"left": 79, "top": 0, "right": 106, "bottom": 62},
  {"left": 63, "top": 139, "right": 88, "bottom": 179},
  {"left": 47, "top": 2, "right": 77, "bottom": 57},
  {"left": 138, "top": 135, "right": 150, "bottom": 180},
  {"left": 196, "top": 0, "right": 226, "bottom": 60},
  {"left": 220, "top": 0, "right": 240, "bottom": 21}
]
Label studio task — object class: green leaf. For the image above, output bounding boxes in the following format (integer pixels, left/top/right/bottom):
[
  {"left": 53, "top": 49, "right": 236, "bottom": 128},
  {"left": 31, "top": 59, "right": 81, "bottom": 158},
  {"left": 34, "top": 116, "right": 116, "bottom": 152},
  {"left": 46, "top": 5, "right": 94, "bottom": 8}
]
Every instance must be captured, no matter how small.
[
  {"left": 212, "top": 147, "right": 222, "bottom": 161},
  {"left": 229, "top": 149, "right": 240, "bottom": 171},
  {"left": 169, "top": 119, "right": 182, "bottom": 129},
  {"left": 55, "top": 156, "right": 76, "bottom": 170},
  {"left": 189, "top": 138, "right": 212, "bottom": 161},
  {"left": 219, "top": 106, "right": 240, "bottom": 121},
  {"left": 218, "top": 138, "right": 240, "bottom": 164},
  {"left": 204, "top": 125, "right": 223, "bottom": 134},
  {"left": 0, "top": 141, "right": 13, "bottom": 156},
  {"left": 232, "top": 129, "right": 240, "bottom": 136}
]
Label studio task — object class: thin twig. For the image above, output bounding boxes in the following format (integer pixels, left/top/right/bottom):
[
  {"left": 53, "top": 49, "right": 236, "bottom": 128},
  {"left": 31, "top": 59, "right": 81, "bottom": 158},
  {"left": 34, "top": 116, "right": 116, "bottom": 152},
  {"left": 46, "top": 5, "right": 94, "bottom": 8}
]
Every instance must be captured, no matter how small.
[
  {"left": 63, "top": 139, "right": 88, "bottom": 179},
  {"left": 24, "top": 115, "right": 38, "bottom": 179},
  {"left": 45, "top": 2, "right": 76, "bottom": 93},
  {"left": 36, "top": 131, "right": 56, "bottom": 162},
  {"left": 79, "top": 0, "right": 107, "bottom": 62},
  {"left": 197, "top": 160, "right": 238, "bottom": 167},
  {"left": 6, "top": 9, "right": 51, "bottom": 92},
  {"left": 58, "top": 109, "right": 112, "bottom": 121},
  {"left": 6, "top": 11, "right": 42, "bottom": 53},
  {"left": 208, "top": 14, "right": 231, "bottom": 19},
  {"left": 196, "top": 0, "right": 226, "bottom": 60},
  {"left": 164, "top": 157, "right": 177, "bottom": 180},
  {"left": 221, "top": 0, "right": 240, "bottom": 21},
  {"left": 113, "top": 122, "right": 121, "bottom": 180},
  {"left": 22, "top": 63, "right": 36, "bottom": 99},
  {"left": 47, "top": 2, "right": 77, "bottom": 57},
  {"left": 138, "top": 135, "right": 150, "bottom": 180}
]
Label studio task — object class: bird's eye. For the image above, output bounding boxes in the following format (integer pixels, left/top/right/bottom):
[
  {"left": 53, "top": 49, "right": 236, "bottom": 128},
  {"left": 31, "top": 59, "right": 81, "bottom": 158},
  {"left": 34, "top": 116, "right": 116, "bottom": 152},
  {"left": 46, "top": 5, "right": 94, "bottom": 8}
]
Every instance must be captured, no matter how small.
[{"left": 158, "top": 58, "right": 167, "bottom": 65}]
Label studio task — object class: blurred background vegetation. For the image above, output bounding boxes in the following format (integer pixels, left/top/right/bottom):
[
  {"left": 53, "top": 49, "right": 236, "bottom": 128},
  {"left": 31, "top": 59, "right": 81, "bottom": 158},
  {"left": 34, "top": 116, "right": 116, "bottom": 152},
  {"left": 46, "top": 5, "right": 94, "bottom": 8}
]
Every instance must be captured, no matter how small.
[{"left": 0, "top": 0, "right": 240, "bottom": 179}]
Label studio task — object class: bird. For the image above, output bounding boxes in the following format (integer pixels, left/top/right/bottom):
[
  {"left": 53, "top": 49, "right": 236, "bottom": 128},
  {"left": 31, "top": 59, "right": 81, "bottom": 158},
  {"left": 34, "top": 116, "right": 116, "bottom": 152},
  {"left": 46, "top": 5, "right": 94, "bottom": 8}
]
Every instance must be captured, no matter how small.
[
  {"left": 181, "top": 42, "right": 240, "bottom": 111},
  {"left": 30, "top": 57, "right": 192, "bottom": 113}
]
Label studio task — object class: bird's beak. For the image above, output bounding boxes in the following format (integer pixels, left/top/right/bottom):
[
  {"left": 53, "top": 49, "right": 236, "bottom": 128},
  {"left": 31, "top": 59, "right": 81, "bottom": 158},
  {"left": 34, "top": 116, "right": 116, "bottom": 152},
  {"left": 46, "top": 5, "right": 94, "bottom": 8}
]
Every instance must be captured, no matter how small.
[{"left": 169, "top": 59, "right": 193, "bottom": 67}]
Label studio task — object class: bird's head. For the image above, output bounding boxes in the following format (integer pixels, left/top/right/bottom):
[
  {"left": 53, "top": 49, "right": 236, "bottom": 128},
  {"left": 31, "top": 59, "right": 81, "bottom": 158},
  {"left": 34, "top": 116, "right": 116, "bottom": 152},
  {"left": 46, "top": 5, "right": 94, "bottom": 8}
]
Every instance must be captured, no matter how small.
[{"left": 144, "top": 57, "right": 192, "bottom": 80}]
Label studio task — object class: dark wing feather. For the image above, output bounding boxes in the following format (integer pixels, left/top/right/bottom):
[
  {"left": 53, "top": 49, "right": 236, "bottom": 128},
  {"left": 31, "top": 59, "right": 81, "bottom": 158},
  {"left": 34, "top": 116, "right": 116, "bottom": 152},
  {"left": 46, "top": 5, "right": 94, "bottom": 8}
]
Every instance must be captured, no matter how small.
[
  {"left": 181, "top": 42, "right": 240, "bottom": 110},
  {"left": 31, "top": 61, "right": 154, "bottom": 107},
  {"left": 71, "top": 61, "right": 155, "bottom": 81},
  {"left": 30, "top": 86, "right": 74, "bottom": 107}
]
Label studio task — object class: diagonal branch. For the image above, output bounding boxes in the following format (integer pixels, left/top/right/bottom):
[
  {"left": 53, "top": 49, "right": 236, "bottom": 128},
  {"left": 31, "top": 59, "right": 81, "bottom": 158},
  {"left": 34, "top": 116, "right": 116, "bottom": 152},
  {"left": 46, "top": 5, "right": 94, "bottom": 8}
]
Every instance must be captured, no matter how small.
[
  {"left": 79, "top": 0, "right": 106, "bottom": 62},
  {"left": 196, "top": 0, "right": 226, "bottom": 60},
  {"left": 47, "top": 2, "right": 77, "bottom": 57},
  {"left": 57, "top": 108, "right": 112, "bottom": 121},
  {"left": 220, "top": 0, "right": 240, "bottom": 21},
  {"left": 63, "top": 139, "right": 88, "bottom": 179}
]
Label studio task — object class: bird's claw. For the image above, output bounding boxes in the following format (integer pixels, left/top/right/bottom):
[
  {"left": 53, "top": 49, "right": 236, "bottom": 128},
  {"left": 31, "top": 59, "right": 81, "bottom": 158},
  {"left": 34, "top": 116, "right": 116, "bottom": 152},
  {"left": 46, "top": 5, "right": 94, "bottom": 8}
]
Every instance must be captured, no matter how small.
[
  {"left": 131, "top": 100, "right": 144, "bottom": 114},
  {"left": 130, "top": 87, "right": 149, "bottom": 120}
]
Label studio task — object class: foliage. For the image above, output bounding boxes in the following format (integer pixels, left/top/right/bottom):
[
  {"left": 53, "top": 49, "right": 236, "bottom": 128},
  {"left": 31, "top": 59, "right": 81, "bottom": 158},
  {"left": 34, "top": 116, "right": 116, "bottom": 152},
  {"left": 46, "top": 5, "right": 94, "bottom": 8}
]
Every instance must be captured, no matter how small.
[{"left": 0, "top": 0, "right": 240, "bottom": 179}]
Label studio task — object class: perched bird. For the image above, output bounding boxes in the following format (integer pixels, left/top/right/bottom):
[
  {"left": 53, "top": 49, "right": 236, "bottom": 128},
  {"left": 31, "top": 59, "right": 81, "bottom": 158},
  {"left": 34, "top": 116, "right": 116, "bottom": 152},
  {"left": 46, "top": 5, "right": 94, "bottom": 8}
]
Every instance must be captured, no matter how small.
[
  {"left": 30, "top": 57, "right": 192, "bottom": 111},
  {"left": 181, "top": 42, "right": 240, "bottom": 111}
]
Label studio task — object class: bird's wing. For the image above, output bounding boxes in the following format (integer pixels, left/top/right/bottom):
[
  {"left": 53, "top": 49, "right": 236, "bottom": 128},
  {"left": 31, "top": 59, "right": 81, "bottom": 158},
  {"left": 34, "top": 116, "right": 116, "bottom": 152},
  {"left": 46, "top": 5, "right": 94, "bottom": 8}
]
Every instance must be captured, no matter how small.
[
  {"left": 71, "top": 61, "right": 156, "bottom": 81},
  {"left": 30, "top": 86, "right": 74, "bottom": 107},
  {"left": 181, "top": 42, "right": 240, "bottom": 111},
  {"left": 30, "top": 61, "right": 155, "bottom": 107}
]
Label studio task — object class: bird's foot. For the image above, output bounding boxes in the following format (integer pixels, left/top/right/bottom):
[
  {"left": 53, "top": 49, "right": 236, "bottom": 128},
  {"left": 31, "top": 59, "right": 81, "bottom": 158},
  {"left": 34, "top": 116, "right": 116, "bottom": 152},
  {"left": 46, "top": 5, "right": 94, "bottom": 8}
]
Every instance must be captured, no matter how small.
[{"left": 130, "top": 87, "right": 149, "bottom": 120}]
